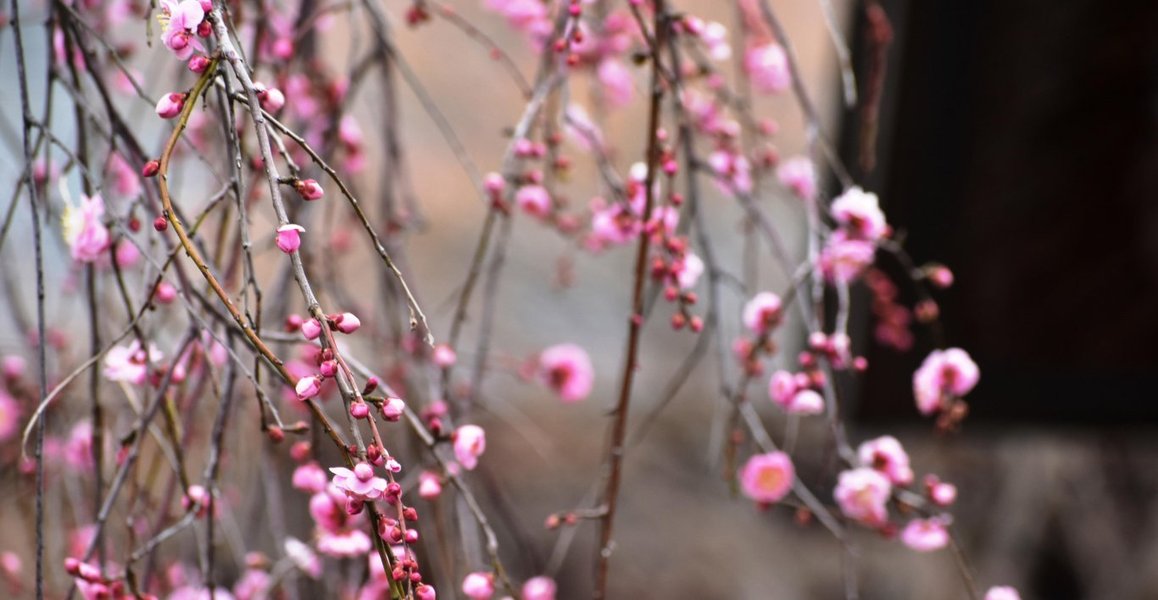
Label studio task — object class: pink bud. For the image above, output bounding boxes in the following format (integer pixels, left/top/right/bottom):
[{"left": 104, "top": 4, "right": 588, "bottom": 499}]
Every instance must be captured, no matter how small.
[
  {"left": 154, "top": 282, "right": 177, "bottom": 304},
  {"left": 276, "top": 224, "right": 305, "bottom": 254},
  {"left": 188, "top": 55, "right": 210, "bottom": 73},
  {"left": 296, "top": 178, "right": 325, "bottom": 200},
  {"left": 350, "top": 401, "right": 369, "bottom": 419},
  {"left": 462, "top": 572, "right": 495, "bottom": 599},
  {"left": 416, "top": 584, "right": 437, "bottom": 600},
  {"left": 382, "top": 398, "right": 405, "bottom": 421},
  {"left": 295, "top": 375, "right": 322, "bottom": 400},
  {"left": 484, "top": 172, "right": 505, "bottom": 196},
  {"left": 334, "top": 312, "right": 361, "bottom": 334},
  {"left": 301, "top": 319, "right": 322, "bottom": 340},
  {"left": 155, "top": 93, "right": 185, "bottom": 119},
  {"left": 404, "top": 528, "right": 419, "bottom": 543},
  {"left": 261, "top": 87, "right": 285, "bottom": 112},
  {"left": 432, "top": 344, "right": 456, "bottom": 368},
  {"left": 2, "top": 356, "right": 27, "bottom": 379},
  {"left": 319, "top": 359, "right": 338, "bottom": 378}
]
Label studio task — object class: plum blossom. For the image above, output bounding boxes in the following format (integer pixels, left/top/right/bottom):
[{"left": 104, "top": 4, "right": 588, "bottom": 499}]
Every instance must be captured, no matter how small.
[
  {"left": 745, "top": 43, "right": 791, "bottom": 94},
  {"left": 296, "top": 178, "right": 324, "bottom": 200},
  {"left": 415, "top": 584, "right": 438, "bottom": 600},
  {"left": 103, "top": 340, "right": 161, "bottom": 385},
  {"left": 462, "top": 572, "right": 495, "bottom": 599},
  {"left": 742, "top": 291, "right": 783, "bottom": 335},
  {"left": 418, "top": 470, "right": 443, "bottom": 499},
  {"left": 913, "top": 348, "right": 980, "bottom": 415},
  {"left": 597, "top": 59, "right": 634, "bottom": 108},
  {"left": 738, "top": 451, "right": 794, "bottom": 503},
  {"left": 857, "top": 435, "right": 914, "bottom": 486},
  {"left": 926, "top": 475, "right": 958, "bottom": 507},
  {"left": 834, "top": 467, "right": 892, "bottom": 527},
  {"left": 159, "top": 0, "right": 206, "bottom": 61},
  {"left": 454, "top": 424, "right": 486, "bottom": 470},
  {"left": 62, "top": 194, "right": 110, "bottom": 263},
  {"left": 784, "top": 389, "right": 824, "bottom": 415},
  {"left": 900, "top": 517, "right": 950, "bottom": 552},
  {"left": 819, "top": 234, "right": 876, "bottom": 283},
  {"left": 776, "top": 156, "right": 817, "bottom": 200},
  {"left": 292, "top": 462, "right": 329, "bottom": 493},
  {"left": 984, "top": 587, "right": 1021, "bottom": 600},
  {"left": 708, "top": 149, "right": 753, "bottom": 195},
  {"left": 522, "top": 576, "right": 557, "bottom": 600},
  {"left": 831, "top": 187, "right": 888, "bottom": 241},
  {"left": 676, "top": 252, "right": 704, "bottom": 290},
  {"left": 538, "top": 343, "right": 594, "bottom": 402},
  {"left": 330, "top": 463, "right": 388, "bottom": 504},
  {"left": 515, "top": 184, "right": 551, "bottom": 218},
  {"left": 276, "top": 224, "right": 305, "bottom": 254},
  {"left": 316, "top": 528, "right": 372, "bottom": 557}
]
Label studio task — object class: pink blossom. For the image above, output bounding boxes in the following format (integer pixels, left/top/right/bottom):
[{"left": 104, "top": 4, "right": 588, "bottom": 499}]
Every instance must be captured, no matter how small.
[
  {"left": 3, "top": 355, "right": 26, "bottom": 379},
  {"left": 316, "top": 528, "right": 372, "bottom": 557},
  {"left": 295, "top": 375, "right": 322, "bottom": 400},
  {"left": 0, "top": 390, "right": 20, "bottom": 442},
  {"left": 819, "top": 234, "right": 875, "bottom": 283},
  {"left": 597, "top": 59, "right": 634, "bottom": 107},
  {"left": 522, "top": 576, "right": 556, "bottom": 600},
  {"left": 233, "top": 569, "right": 270, "bottom": 600},
  {"left": 155, "top": 92, "right": 186, "bottom": 119},
  {"left": 334, "top": 312, "right": 361, "bottom": 334},
  {"left": 538, "top": 343, "right": 594, "bottom": 402},
  {"left": 103, "top": 340, "right": 161, "bottom": 385},
  {"left": 834, "top": 467, "right": 892, "bottom": 527},
  {"left": 675, "top": 252, "right": 704, "bottom": 290},
  {"left": 588, "top": 204, "right": 640, "bottom": 249},
  {"left": 276, "top": 224, "right": 305, "bottom": 254},
  {"left": 453, "top": 424, "right": 486, "bottom": 470},
  {"left": 1, "top": 551, "right": 21, "bottom": 580},
  {"left": 857, "top": 435, "right": 914, "bottom": 486},
  {"left": 416, "top": 584, "right": 438, "bottom": 600},
  {"left": 785, "top": 389, "right": 824, "bottom": 415},
  {"left": 154, "top": 281, "right": 178, "bottom": 304},
  {"left": 912, "top": 348, "right": 980, "bottom": 415},
  {"left": 418, "top": 470, "right": 443, "bottom": 499},
  {"left": 686, "top": 18, "right": 731, "bottom": 61},
  {"left": 259, "top": 86, "right": 285, "bottom": 112},
  {"left": 515, "top": 184, "right": 551, "bottom": 218},
  {"left": 284, "top": 537, "right": 322, "bottom": 578},
  {"left": 62, "top": 194, "right": 110, "bottom": 263},
  {"left": 739, "top": 451, "right": 794, "bottom": 503},
  {"left": 900, "top": 517, "right": 950, "bottom": 552},
  {"left": 462, "top": 572, "right": 495, "bottom": 599},
  {"left": 330, "top": 463, "right": 388, "bottom": 501},
  {"left": 768, "top": 370, "right": 797, "bottom": 407},
  {"left": 984, "top": 587, "right": 1021, "bottom": 600},
  {"left": 708, "top": 149, "right": 753, "bottom": 195},
  {"left": 159, "top": 0, "right": 206, "bottom": 61},
  {"left": 776, "top": 156, "right": 816, "bottom": 200},
  {"left": 745, "top": 43, "right": 791, "bottom": 94},
  {"left": 926, "top": 475, "right": 958, "bottom": 507},
  {"left": 832, "top": 186, "right": 888, "bottom": 241},
  {"left": 432, "top": 344, "right": 457, "bottom": 367},
  {"left": 742, "top": 291, "right": 783, "bottom": 335},
  {"left": 292, "top": 462, "right": 329, "bottom": 493}
]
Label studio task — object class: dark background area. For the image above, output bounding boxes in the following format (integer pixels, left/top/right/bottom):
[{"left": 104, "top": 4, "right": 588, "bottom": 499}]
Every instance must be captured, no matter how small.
[{"left": 848, "top": 1, "right": 1158, "bottom": 424}]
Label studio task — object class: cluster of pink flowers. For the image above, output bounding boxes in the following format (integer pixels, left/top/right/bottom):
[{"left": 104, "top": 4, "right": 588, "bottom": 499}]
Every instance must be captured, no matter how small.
[
  {"left": 819, "top": 187, "right": 890, "bottom": 283},
  {"left": 159, "top": 0, "right": 209, "bottom": 62},
  {"left": 287, "top": 311, "right": 365, "bottom": 402}
]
